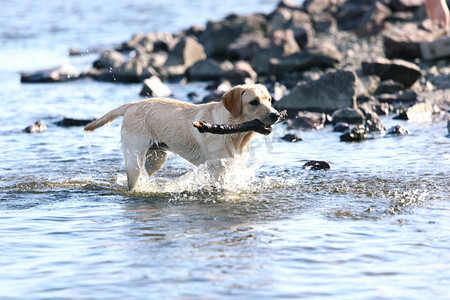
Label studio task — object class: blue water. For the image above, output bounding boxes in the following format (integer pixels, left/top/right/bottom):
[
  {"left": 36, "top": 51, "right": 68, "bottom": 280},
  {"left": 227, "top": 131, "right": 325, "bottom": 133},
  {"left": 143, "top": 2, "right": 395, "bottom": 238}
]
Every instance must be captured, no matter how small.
[{"left": 1, "top": 1, "right": 449, "bottom": 299}]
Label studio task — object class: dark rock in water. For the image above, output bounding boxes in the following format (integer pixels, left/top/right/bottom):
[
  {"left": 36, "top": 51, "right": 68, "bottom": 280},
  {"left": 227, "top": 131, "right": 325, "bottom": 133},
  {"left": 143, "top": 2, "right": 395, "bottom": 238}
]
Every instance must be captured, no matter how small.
[
  {"left": 387, "top": 124, "right": 410, "bottom": 135},
  {"left": 139, "top": 76, "right": 172, "bottom": 97},
  {"left": 21, "top": 65, "right": 79, "bottom": 83},
  {"left": 358, "top": 95, "right": 393, "bottom": 116},
  {"left": 361, "top": 57, "right": 421, "bottom": 88},
  {"left": 24, "top": 120, "right": 47, "bottom": 133},
  {"left": 164, "top": 36, "right": 206, "bottom": 68},
  {"left": 93, "top": 51, "right": 124, "bottom": 69},
  {"left": 276, "top": 69, "right": 357, "bottom": 114},
  {"left": 291, "top": 111, "right": 327, "bottom": 129},
  {"left": 340, "top": 125, "right": 368, "bottom": 142},
  {"left": 376, "top": 89, "right": 417, "bottom": 104},
  {"left": 96, "top": 59, "right": 155, "bottom": 83},
  {"left": 364, "top": 111, "right": 386, "bottom": 133},
  {"left": 302, "top": 160, "right": 331, "bottom": 170},
  {"left": 333, "top": 122, "right": 350, "bottom": 132},
  {"left": 374, "top": 79, "right": 404, "bottom": 95},
  {"left": 54, "top": 118, "right": 95, "bottom": 127},
  {"left": 281, "top": 133, "right": 302, "bottom": 142},
  {"left": 332, "top": 108, "right": 365, "bottom": 125},
  {"left": 393, "top": 101, "right": 433, "bottom": 122}
]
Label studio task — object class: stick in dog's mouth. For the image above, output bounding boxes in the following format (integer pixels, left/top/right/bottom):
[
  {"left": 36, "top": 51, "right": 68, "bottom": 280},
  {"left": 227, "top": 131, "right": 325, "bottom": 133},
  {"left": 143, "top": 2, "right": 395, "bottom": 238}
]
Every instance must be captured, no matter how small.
[{"left": 193, "top": 110, "right": 287, "bottom": 135}]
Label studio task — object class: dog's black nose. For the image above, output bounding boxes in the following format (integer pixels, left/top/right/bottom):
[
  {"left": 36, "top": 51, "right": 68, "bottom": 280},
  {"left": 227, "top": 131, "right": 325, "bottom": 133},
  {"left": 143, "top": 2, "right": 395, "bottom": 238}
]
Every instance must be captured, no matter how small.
[{"left": 269, "top": 112, "right": 280, "bottom": 121}]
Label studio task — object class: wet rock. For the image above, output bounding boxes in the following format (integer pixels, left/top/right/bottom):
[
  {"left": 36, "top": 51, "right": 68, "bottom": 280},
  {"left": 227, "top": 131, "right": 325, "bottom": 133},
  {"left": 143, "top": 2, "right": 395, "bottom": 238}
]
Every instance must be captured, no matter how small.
[
  {"left": 96, "top": 59, "right": 155, "bottom": 83},
  {"left": 93, "top": 51, "right": 124, "bottom": 69},
  {"left": 281, "top": 133, "right": 302, "bottom": 142},
  {"left": 202, "top": 90, "right": 226, "bottom": 103},
  {"left": 393, "top": 101, "right": 434, "bottom": 122},
  {"left": 333, "top": 122, "right": 350, "bottom": 132},
  {"left": 361, "top": 57, "right": 421, "bottom": 88},
  {"left": 291, "top": 111, "right": 327, "bottom": 129},
  {"left": 268, "top": 42, "right": 341, "bottom": 77},
  {"left": 54, "top": 118, "right": 95, "bottom": 127},
  {"left": 354, "top": 1, "right": 391, "bottom": 37},
  {"left": 23, "top": 120, "right": 47, "bottom": 133},
  {"left": 383, "top": 23, "right": 438, "bottom": 59},
  {"left": 387, "top": 124, "right": 410, "bottom": 135},
  {"left": 302, "top": 160, "right": 331, "bottom": 170},
  {"left": 376, "top": 89, "right": 418, "bottom": 104},
  {"left": 374, "top": 79, "right": 404, "bottom": 95},
  {"left": 199, "top": 13, "right": 269, "bottom": 57},
  {"left": 358, "top": 95, "right": 393, "bottom": 116},
  {"left": 276, "top": 69, "right": 357, "bottom": 114},
  {"left": 225, "top": 34, "right": 270, "bottom": 61},
  {"left": 139, "top": 76, "right": 172, "bottom": 97},
  {"left": 340, "top": 125, "right": 368, "bottom": 142},
  {"left": 364, "top": 111, "right": 386, "bottom": 133},
  {"left": 332, "top": 107, "right": 366, "bottom": 125},
  {"left": 116, "top": 32, "right": 175, "bottom": 52},
  {"left": 356, "top": 75, "right": 380, "bottom": 96},
  {"left": 164, "top": 36, "right": 206, "bottom": 68},
  {"left": 447, "top": 116, "right": 450, "bottom": 135},
  {"left": 187, "top": 59, "right": 233, "bottom": 81},
  {"left": 21, "top": 65, "right": 79, "bottom": 83},
  {"left": 222, "top": 61, "right": 257, "bottom": 84}
]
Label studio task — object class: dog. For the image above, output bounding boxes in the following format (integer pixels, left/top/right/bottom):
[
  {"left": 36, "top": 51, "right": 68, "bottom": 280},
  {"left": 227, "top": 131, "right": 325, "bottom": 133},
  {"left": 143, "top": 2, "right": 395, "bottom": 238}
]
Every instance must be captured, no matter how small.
[{"left": 84, "top": 84, "right": 282, "bottom": 190}]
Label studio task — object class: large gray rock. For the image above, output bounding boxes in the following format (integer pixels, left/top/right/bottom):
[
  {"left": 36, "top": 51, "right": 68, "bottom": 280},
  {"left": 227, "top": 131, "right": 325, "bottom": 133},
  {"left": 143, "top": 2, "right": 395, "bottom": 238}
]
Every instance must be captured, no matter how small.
[
  {"left": 275, "top": 69, "right": 357, "bottom": 114},
  {"left": 96, "top": 59, "right": 154, "bottom": 83},
  {"left": 331, "top": 107, "right": 365, "bottom": 125},
  {"left": 93, "top": 51, "right": 124, "bottom": 69},
  {"left": 20, "top": 65, "right": 79, "bottom": 83},
  {"left": 139, "top": 76, "right": 172, "bottom": 97},
  {"left": 187, "top": 59, "right": 233, "bottom": 81},
  {"left": 354, "top": 1, "right": 391, "bottom": 36},
  {"left": 164, "top": 36, "right": 206, "bottom": 68},
  {"left": 361, "top": 57, "right": 421, "bottom": 88}
]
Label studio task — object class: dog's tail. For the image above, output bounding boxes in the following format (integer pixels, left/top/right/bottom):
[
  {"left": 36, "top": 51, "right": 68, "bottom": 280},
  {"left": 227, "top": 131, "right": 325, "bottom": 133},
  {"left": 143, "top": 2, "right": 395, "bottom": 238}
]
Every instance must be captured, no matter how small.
[{"left": 84, "top": 103, "right": 131, "bottom": 132}]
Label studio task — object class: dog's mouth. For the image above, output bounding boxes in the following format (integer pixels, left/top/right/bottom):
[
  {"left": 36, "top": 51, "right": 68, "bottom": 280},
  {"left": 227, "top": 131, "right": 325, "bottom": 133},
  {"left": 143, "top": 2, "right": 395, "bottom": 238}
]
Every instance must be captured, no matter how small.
[{"left": 255, "top": 109, "right": 288, "bottom": 135}]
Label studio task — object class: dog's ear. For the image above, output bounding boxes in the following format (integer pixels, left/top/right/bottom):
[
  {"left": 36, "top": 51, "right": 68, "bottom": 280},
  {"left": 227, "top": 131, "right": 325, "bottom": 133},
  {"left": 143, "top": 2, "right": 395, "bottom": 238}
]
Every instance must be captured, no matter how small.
[{"left": 221, "top": 86, "right": 245, "bottom": 118}]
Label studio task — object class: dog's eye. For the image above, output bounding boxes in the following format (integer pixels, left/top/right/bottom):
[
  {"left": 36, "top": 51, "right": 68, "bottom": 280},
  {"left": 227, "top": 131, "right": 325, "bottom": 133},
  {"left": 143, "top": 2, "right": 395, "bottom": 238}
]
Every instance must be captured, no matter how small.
[{"left": 250, "top": 99, "right": 259, "bottom": 106}]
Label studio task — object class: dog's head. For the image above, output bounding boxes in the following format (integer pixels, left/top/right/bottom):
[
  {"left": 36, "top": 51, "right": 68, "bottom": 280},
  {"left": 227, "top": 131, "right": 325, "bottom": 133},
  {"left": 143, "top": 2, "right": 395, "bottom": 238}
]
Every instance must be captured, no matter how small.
[{"left": 221, "top": 84, "right": 282, "bottom": 127}]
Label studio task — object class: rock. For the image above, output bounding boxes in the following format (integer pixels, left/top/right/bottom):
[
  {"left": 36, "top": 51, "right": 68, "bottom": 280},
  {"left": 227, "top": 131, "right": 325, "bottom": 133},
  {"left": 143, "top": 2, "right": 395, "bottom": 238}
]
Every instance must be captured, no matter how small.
[
  {"left": 340, "top": 125, "right": 368, "bottom": 142},
  {"left": 268, "top": 7, "right": 293, "bottom": 30},
  {"left": 311, "top": 13, "right": 337, "bottom": 33},
  {"left": 270, "top": 29, "right": 301, "bottom": 57},
  {"left": 374, "top": 79, "right": 404, "bottom": 95},
  {"left": 202, "top": 90, "right": 225, "bottom": 103},
  {"left": 333, "top": 122, "right": 350, "bottom": 132},
  {"left": 383, "top": 23, "right": 438, "bottom": 59},
  {"left": 21, "top": 65, "right": 79, "bottom": 83},
  {"left": 199, "top": 13, "right": 269, "bottom": 57},
  {"left": 226, "top": 34, "right": 270, "bottom": 61},
  {"left": 387, "top": 0, "right": 423, "bottom": 11},
  {"left": 364, "top": 111, "right": 386, "bottom": 133},
  {"left": 387, "top": 124, "right": 410, "bottom": 135},
  {"left": 54, "top": 118, "right": 95, "bottom": 127},
  {"left": 393, "top": 101, "right": 434, "bottom": 122},
  {"left": 116, "top": 32, "right": 174, "bottom": 52},
  {"left": 331, "top": 107, "right": 366, "bottom": 125},
  {"left": 23, "top": 120, "right": 47, "bottom": 133},
  {"left": 354, "top": 1, "right": 391, "bottom": 36},
  {"left": 302, "top": 160, "right": 331, "bottom": 170},
  {"left": 93, "top": 51, "right": 124, "bottom": 69},
  {"left": 164, "top": 36, "right": 206, "bottom": 68},
  {"left": 361, "top": 57, "right": 421, "bottom": 88},
  {"left": 187, "top": 59, "right": 233, "bottom": 81},
  {"left": 356, "top": 75, "right": 381, "bottom": 96},
  {"left": 447, "top": 116, "right": 450, "bottom": 134},
  {"left": 334, "top": 2, "right": 372, "bottom": 30},
  {"left": 276, "top": 69, "right": 357, "bottom": 114},
  {"left": 291, "top": 111, "right": 327, "bottom": 129},
  {"left": 289, "top": 23, "right": 314, "bottom": 49},
  {"left": 303, "top": 0, "right": 331, "bottom": 15},
  {"left": 358, "top": 95, "right": 393, "bottom": 116},
  {"left": 139, "top": 76, "right": 172, "bottom": 97},
  {"left": 268, "top": 42, "right": 341, "bottom": 77},
  {"left": 222, "top": 61, "right": 257, "bottom": 84},
  {"left": 377, "top": 89, "right": 418, "bottom": 104},
  {"left": 96, "top": 59, "right": 154, "bottom": 83},
  {"left": 281, "top": 133, "right": 302, "bottom": 142}
]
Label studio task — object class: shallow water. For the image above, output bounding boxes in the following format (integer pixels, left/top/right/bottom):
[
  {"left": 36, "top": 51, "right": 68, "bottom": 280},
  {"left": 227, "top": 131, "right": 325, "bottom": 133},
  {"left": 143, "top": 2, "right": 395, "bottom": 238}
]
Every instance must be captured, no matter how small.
[{"left": 1, "top": 1, "right": 449, "bottom": 299}]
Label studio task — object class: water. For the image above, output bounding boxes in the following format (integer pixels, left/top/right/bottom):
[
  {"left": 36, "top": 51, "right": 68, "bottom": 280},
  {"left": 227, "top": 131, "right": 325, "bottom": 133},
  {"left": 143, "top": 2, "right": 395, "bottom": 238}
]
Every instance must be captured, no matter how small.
[{"left": 1, "top": 1, "right": 449, "bottom": 299}]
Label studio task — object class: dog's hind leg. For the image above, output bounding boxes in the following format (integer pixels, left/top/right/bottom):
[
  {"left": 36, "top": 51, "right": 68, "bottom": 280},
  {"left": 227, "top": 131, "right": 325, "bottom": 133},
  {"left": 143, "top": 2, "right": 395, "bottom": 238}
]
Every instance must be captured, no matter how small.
[
  {"left": 145, "top": 149, "right": 168, "bottom": 177},
  {"left": 121, "top": 138, "right": 150, "bottom": 190}
]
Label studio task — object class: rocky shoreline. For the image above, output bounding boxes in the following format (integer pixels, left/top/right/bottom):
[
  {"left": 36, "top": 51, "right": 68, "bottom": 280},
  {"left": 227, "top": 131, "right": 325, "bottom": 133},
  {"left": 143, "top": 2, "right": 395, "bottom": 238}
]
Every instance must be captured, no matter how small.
[{"left": 21, "top": 0, "right": 450, "bottom": 139}]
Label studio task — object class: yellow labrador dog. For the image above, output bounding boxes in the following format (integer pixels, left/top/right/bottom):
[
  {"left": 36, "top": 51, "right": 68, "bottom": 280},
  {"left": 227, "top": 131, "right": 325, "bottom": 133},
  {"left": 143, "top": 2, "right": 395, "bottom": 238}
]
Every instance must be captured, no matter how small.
[{"left": 84, "top": 84, "right": 281, "bottom": 190}]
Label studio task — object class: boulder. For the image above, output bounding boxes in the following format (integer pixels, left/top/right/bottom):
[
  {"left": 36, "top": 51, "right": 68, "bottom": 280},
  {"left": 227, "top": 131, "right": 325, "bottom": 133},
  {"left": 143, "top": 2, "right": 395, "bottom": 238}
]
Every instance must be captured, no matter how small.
[
  {"left": 268, "top": 7, "right": 293, "bottom": 30},
  {"left": 281, "top": 133, "right": 303, "bottom": 142},
  {"left": 358, "top": 95, "right": 393, "bottom": 115},
  {"left": 139, "top": 76, "right": 172, "bottom": 97},
  {"left": 270, "top": 29, "right": 301, "bottom": 57},
  {"left": 290, "top": 111, "right": 327, "bottom": 129},
  {"left": 334, "top": 2, "right": 372, "bottom": 30},
  {"left": 268, "top": 42, "right": 341, "bottom": 77},
  {"left": 376, "top": 89, "right": 418, "bottom": 104},
  {"left": 374, "top": 79, "right": 404, "bottom": 95},
  {"left": 199, "top": 13, "right": 269, "bottom": 57},
  {"left": 187, "top": 59, "right": 233, "bottom": 81},
  {"left": 222, "top": 61, "right": 257, "bottom": 84},
  {"left": 54, "top": 118, "right": 95, "bottom": 127},
  {"left": 387, "top": 0, "right": 423, "bottom": 11},
  {"left": 302, "top": 0, "right": 331, "bottom": 14},
  {"left": 226, "top": 34, "right": 270, "bottom": 61},
  {"left": 164, "top": 36, "right": 206, "bottom": 68},
  {"left": 21, "top": 65, "right": 79, "bottom": 83},
  {"left": 364, "top": 111, "right": 386, "bottom": 133},
  {"left": 311, "top": 13, "right": 337, "bottom": 33},
  {"left": 276, "top": 69, "right": 357, "bottom": 114},
  {"left": 333, "top": 122, "right": 350, "bottom": 132},
  {"left": 340, "top": 125, "right": 368, "bottom": 142},
  {"left": 93, "top": 51, "right": 124, "bottom": 69},
  {"left": 23, "top": 120, "right": 47, "bottom": 133},
  {"left": 383, "top": 23, "right": 437, "bottom": 59},
  {"left": 96, "top": 59, "right": 154, "bottom": 83},
  {"left": 302, "top": 160, "right": 331, "bottom": 170},
  {"left": 387, "top": 124, "right": 410, "bottom": 135},
  {"left": 356, "top": 75, "right": 381, "bottom": 96},
  {"left": 331, "top": 107, "right": 366, "bottom": 125},
  {"left": 393, "top": 101, "right": 434, "bottom": 122},
  {"left": 361, "top": 57, "right": 421, "bottom": 88},
  {"left": 116, "top": 32, "right": 175, "bottom": 52},
  {"left": 354, "top": 1, "right": 391, "bottom": 36}
]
